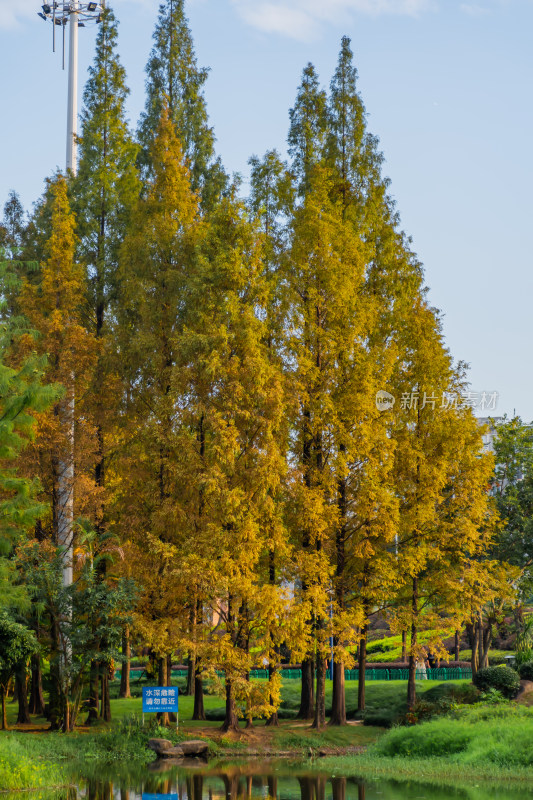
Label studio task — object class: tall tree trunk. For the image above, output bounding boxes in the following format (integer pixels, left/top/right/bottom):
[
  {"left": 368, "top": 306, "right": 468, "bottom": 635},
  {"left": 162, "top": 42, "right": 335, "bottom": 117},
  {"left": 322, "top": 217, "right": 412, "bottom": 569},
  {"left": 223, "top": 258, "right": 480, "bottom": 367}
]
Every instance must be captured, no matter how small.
[
  {"left": 86, "top": 660, "right": 99, "bottom": 724},
  {"left": 454, "top": 629, "right": 460, "bottom": 661},
  {"left": 48, "top": 617, "right": 62, "bottom": 730},
  {"left": 313, "top": 650, "right": 327, "bottom": 729},
  {"left": 186, "top": 655, "right": 195, "bottom": 696},
  {"left": 330, "top": 652, "right": 346, "bottom": 725},
  {"left": 119, "top": 628, "right": 131, "bottom": 699},
  {"left": 331, "top": 456, "right": 347, "bottom": 726},
  {"left": 265, "top": 662, "right": 279, "bottom": 727},
  {"left": 15, "top": 670, "right": 31, "bottom": 724},
  {"left": 471, "top": 618, "right": 480, "bottom": 679},
  {"left": 298, "top": 400, "right": 315, "bottom": 722},
  {"left": 29, "top": 654, "right": 45, "bottom": 716},
  {"left": 401, "top": 630, "right": 407, "bottom": 662},
  {"left": 477, "top": 610, "right": 484, "bottom": 669},
  {"left": 407, "top": 577, "right": 418, "bottom": 711},
  {"left": 192, "top": 658, "right": 205, "bottom": 721},
  {"left": 221, "top": 676, "right": 239, "bottom": 732},
  {"left": 100, "top": 668, "right": 111, "bottom": 723},
  {"left": 167, "top": 653, "right": 177, "bottom": 724},
  {"left": 265, "top": 548, "right": 279, "bottom": 727},
  {"left": 157, "top": 657, "right": 170, "bottom": 726},
  {"left": 192, "top": 599, "right": 205, "bottom": 721},
  {"left": 481, "top": 621, "right": 491, "bottom": 669},
  {"left": 357, "top": 622, "right": 368, "bottom": 712},
  {"left": 186, "top": 603, "right": 196, "bottom": 695},
  {"left": 297, "top": 657, "right": 315, "bottom": 719},
  {"left": 0, "top": 687, "right": 6, "bottom": 730},
  {"left": 62, "top": 688, "right": 70, "bottom": 734}
]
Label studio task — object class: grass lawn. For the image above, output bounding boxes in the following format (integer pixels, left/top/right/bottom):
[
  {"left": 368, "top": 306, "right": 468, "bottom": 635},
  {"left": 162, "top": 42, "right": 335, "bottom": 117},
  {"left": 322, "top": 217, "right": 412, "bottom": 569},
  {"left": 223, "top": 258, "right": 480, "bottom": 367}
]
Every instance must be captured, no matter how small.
[
  {"left": 3, "top": 679, "right": 533, "bottom": 791},
  {"left": 3, "top": 677, "right": 470, "bottom": 731},
  {"left": 315, "top": 704, "right": 533, "bottom": 785}
]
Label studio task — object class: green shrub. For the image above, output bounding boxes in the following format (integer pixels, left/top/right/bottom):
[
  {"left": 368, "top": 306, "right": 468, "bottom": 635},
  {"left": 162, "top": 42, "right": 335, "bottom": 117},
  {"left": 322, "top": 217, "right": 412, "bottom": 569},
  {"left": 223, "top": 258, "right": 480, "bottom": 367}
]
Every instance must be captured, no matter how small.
[
  {"left": 362, "top": 709, "right": 398, "bottom": 728},
  {"left": 473, "top": 666, "right": 520, "bottom": 699},
  {"left": 374, "top": 719, "right": 472, "bottom": 757},
  {"left": 519, "top": 661, "right": 533, "bottom": 681},
  {"left": 366, "top": 637, "right": 398, "bottom": 655},
  {"left": 478, "top": 687, "right": 506, "bottom": 705},
  {"left": 205, "top": 707, "right": 230, "bottom": 721},
  {"left": 371, "top": 704, "right": 533, "bottom": 768}
]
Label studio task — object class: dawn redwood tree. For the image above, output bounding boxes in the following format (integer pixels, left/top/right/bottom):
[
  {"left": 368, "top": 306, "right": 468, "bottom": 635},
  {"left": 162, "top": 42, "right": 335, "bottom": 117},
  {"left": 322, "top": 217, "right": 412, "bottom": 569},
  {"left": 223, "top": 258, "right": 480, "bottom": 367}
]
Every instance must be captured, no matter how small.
[
  {"left": 173, "top": 189, "right": 289, "bottom": 732},
  {"left": 325, "top": 37, "right": 428, "bottom": 717},
  {"left": 249, "top": 149, "right": 296, "bottom": 726},
  {"left": 286, "top": 63, "right": 328, "bottom": 722},
  {"left": 19, "top": 176, "right": 97, "bottom": 730},
  {"left": 390, "top": 300, "right": 496, "bottom": 710},
  {"left": 73, "top": 5, "right": 139, "bottom": 722},
  {"left": 138, "top": 0, "right": 227, "bottom": 208},
  {"left": 117, "top": 107, "right": 203, "bottom": 723}
]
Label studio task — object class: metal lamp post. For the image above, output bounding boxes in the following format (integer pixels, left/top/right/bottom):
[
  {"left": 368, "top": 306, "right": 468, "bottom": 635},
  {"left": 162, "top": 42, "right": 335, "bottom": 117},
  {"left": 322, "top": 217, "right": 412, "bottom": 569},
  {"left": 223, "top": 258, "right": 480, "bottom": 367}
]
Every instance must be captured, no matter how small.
[
  {"left": 37, "top": 1, "right": 105, "bottom": 175},
  {"left": 36, "top": 3, "right": 104, "bottom": 620}
]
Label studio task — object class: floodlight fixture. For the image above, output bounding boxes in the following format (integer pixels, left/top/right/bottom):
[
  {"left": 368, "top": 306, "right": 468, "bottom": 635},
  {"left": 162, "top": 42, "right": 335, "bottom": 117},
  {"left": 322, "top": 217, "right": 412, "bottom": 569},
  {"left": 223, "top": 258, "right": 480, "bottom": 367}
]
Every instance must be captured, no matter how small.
[{"left": 37, "top": 2, "right": 106, "bottom": 172}]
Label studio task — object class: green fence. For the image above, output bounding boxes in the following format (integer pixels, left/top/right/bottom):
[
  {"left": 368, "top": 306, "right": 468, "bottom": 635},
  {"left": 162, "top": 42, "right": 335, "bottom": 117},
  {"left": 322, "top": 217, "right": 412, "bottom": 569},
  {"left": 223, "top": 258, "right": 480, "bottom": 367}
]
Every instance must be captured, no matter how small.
[{"left": 129, "top": 666, "right": 471, "bottom": 682}]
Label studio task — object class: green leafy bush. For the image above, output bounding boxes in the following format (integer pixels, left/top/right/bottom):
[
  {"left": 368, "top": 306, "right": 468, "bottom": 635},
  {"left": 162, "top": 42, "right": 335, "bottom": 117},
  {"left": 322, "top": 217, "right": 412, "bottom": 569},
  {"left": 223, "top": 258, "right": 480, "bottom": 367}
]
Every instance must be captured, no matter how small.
[
  {"left": 518, "top": 661, "right": 533, "bottom": 681},
  {"left": 473, "top": 666, "right": 520, "bottom": 699},
  {"left": 478, "top": 687, "right": 506, "bottom": 705},
  {"left": 366, "top": 637, "right": 398, "bottom": 655},
  {"left": 371, "top": 704, "right": 533, "bottom": 768},
  {"left": 423, "top": 682, "right": 479, "bottom": 705},
  {"left": 374, "top": 719, "right": 472, "bottom": 757}
]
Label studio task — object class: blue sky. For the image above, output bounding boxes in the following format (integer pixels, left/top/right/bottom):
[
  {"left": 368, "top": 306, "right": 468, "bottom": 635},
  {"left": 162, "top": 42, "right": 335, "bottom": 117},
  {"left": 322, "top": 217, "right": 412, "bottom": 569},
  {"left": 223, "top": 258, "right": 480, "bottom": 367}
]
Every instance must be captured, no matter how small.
[{"left": 1, "top": 0, "right": 532, "bottom": 419}]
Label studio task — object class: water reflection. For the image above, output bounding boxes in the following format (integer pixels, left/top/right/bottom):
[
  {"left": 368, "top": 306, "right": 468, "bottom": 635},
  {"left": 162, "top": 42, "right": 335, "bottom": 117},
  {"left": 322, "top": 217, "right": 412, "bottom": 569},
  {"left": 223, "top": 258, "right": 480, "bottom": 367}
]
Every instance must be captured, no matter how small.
[{"left": 3, "top": 763, "right": 532, "bottom": 800}]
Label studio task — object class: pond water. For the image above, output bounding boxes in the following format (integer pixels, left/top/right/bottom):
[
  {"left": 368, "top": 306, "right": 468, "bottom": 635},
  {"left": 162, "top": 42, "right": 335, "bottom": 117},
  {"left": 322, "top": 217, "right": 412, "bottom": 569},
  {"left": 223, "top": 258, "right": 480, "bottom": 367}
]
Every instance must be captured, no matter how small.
[{"left": 3, "top": 761, "right": 531, "bottom": 800}]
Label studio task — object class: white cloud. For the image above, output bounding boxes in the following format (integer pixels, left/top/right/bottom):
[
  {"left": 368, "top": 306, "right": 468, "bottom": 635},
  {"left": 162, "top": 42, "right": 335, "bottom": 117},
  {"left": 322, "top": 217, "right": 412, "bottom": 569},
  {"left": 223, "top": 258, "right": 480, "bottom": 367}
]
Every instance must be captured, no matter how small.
[
  {"left": 231, "top": 0, "right": 435, "bottom": 40},
  {"left": 0, "top": 0, "right": 156, "bottom": 30},
  {"left": 460, "top": 2, "right": 491, "bottom": 14},
  {"left": 0, "top": 0, "right": 38, "bottom": 28},
  {"left": 0, "top": 0, "right": 434, "bottom": 33}
]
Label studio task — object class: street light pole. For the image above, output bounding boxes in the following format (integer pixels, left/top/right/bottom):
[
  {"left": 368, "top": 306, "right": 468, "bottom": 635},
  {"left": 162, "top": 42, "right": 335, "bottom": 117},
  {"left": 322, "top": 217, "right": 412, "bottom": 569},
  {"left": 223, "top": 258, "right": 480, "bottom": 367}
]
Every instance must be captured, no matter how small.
[
  {"left": 37, "top": 2, "right": 105, "bottom": 176},
  {"left": 37, "top": 0, "right": 104, "bottom": 607},
  {"left": 66, "top": 0, "right": 79, "bottom": 175}
]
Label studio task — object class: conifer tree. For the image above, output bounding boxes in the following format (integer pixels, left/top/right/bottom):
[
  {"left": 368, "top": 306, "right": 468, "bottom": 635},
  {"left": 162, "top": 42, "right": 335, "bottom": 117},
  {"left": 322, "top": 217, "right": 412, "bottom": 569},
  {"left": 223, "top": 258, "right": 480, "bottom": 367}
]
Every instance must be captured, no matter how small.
[
  {"left": 0, "top": 192, "right": 25, "bottom": 258},
  {"left": 117, "top": 106, "right": 203, "bottom": 720},
  {"left": 173, "top": 189, "right": 289, "bottom": 732},
  {"left": 286, "top": 64, "right": 330, "bottom": 721},
  {"left": 325, "top": 39, "right": 425, "bottom": 716},
  {"left": 73, "top": 6, "right": 139, "bottom": 720},
  {"left": 390, "top": 300, "right": 495, "bottom": 709},
  {"left": 249, "top": 150, "right": 295, "bottom": 725},
  {"left": 284, "top": 160, "right": 394, "bottom": 728},
  {"left": 0, "top": 301, "right": 57, "bottom": 611},
  {"left": 326, "top": 37, "right": 423, "bottom": 325},
  {"left": 288, "top": 64, "right": 328, "bottom": 198},
  {"left": 138, "top": 0, "right": 227, "bottom": 207},
  {"left": 19, "top": 176, "right": 97, "bottom": 730}
]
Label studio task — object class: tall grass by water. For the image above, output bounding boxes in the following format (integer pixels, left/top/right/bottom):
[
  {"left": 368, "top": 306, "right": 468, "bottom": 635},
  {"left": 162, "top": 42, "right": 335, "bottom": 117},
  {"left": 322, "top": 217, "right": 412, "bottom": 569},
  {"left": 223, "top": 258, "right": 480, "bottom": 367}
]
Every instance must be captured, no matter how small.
[{"left": 0, "top": 735, "right": 66, "bottom": 791}]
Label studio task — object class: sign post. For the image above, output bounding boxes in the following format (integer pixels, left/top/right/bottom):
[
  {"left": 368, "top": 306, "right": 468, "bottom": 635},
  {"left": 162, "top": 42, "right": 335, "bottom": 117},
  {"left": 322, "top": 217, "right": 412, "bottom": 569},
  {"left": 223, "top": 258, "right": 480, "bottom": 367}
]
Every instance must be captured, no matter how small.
[{"left": 142, "top": 686, "right": 179, "bottom": 731}]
